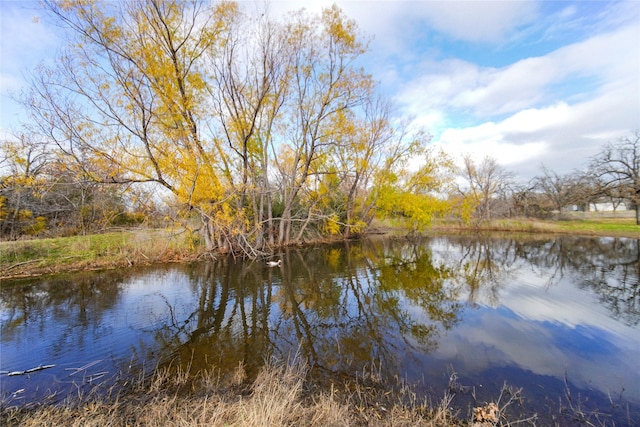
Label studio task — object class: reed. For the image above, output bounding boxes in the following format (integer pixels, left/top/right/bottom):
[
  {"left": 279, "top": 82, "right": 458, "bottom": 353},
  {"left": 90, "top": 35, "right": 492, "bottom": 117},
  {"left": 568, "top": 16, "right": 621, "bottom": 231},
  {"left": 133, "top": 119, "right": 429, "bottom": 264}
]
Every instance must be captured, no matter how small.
[
  {"left": 1, "top": 359, "right": 466, "bottom": 427},
  {"left": 1, "top": 228, "right": 200, "bottom": 279}
]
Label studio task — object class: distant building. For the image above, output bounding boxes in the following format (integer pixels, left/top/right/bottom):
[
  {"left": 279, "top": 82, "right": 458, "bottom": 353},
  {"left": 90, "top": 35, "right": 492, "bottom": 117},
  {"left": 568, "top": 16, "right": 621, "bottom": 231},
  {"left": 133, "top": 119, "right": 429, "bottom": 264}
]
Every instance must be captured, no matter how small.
[
  {"left": 568, "top": 198, "right": 629, "bottom": 212},
  {"left": 588, "top": 199, "right": 629, "bottom": 212}
]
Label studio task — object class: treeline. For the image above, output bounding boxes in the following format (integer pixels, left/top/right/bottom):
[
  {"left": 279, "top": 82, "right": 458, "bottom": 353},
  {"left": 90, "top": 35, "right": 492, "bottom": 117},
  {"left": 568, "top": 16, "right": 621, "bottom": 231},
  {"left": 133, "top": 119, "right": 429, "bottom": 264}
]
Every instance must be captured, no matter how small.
[
  {"left": 0, "top": 135, "right": 158, "bottom": 238},
  {"left": 1, "top": 0, "right": 638, "bottom": 250},
  {"left": 4, "top": 128, "right": 638, "bottom": 242}
]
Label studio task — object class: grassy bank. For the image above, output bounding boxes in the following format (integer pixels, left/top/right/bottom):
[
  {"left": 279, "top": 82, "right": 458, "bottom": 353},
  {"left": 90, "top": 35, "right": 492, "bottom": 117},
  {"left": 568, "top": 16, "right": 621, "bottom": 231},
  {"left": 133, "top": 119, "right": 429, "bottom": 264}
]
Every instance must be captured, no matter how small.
[
  {"left": 2, "top": 358, "right": 529, "bottom": 427},
  {"left": 0, "top": 228, "right": 200, "bottom": 280},
  {"left": 432, "top": 214, "right": 640, "bottom": 238}
]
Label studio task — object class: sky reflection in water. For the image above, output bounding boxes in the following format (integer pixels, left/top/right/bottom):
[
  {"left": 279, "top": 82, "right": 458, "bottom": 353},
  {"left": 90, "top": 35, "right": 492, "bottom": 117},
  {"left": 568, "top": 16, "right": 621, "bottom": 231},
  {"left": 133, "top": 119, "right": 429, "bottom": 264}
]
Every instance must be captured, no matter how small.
[{"left": 425, "top": 237, "right": 640, "bottom": 401}]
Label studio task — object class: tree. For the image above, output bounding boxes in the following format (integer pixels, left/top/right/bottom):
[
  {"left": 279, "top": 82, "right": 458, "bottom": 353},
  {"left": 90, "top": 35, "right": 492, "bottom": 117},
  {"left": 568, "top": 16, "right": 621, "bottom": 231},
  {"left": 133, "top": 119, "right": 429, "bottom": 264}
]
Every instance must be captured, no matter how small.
[
  {"left": 22, "top": 1, "right": 353, "bottom": 251},
  {"left": 371, "top": 134, "right": 454, "bottom": 233},
  {"left": 23, "top": 0, "right": 443, "bottom": 253},
  {"left": 26, "top": 0, "right": 251, "bottom": 251},
  {"left": 272, "top": 5, "right": 373, "bottom": 246},
  {"left": 590, "top": 131, "right": 640, "bottom": 224},
  {"left": 332, "top": 96, "right": 396, "bottom": 237},
  {"left": 0, "top": 134, "right": 50, "bottom": 237},
  {"left": 569, "top": 171, "right": 609, "bottom": 213},
  {"left": 531, "top": 166, "right": 587, "bottom": 216},
  {"left": 207, "top": 9, "right": 290, "bottom": 249},
  {"left": 455, "top": 155, "right": 513, "bottom": 224},
  {"left": 0, "top": 132, "right": 136, "bottom": 238}
]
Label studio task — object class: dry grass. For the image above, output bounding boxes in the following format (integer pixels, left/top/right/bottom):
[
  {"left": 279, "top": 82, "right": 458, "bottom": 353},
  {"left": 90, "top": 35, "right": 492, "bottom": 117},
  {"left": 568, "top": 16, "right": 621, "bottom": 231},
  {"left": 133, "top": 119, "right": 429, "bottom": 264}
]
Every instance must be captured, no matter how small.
[
  {"left": 432, "top": 215, "right": 640, "bottom": 239},
  {"left": 1, "top": 359, "right": 468, "bottom": 427},
  {"left": 0, "top": 228, "right": 200, "bottom": 279}
]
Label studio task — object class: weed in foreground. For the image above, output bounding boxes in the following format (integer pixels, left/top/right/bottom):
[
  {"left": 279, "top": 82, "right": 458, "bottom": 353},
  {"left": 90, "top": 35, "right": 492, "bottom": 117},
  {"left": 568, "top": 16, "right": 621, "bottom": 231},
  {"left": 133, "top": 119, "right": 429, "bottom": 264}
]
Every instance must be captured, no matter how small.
[
  {"left": 0, "top": 359, "right": 462, "bottom": 427},
  {"left": 7, "top": 359, "right": 622, "bottom": 426}
]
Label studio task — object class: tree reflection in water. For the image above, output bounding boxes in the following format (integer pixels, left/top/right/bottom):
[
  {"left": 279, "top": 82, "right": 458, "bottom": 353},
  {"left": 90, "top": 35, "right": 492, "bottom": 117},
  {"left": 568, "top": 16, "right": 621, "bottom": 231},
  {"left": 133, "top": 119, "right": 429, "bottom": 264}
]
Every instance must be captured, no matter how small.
[
  {"left": 1, "top": 271, "right": 125, "bottom": 353},
  {"left": 151, "top": 237, "right": 463, "bottom": 385},
  {"left": 435, "top": 235, "right": 640, "bottom": 327}
]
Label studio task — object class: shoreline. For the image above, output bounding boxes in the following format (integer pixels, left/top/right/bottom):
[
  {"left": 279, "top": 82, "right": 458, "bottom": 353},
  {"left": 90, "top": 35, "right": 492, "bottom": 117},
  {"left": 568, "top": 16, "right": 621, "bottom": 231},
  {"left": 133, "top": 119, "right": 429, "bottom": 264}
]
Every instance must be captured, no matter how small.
[{"left": 2, "top": 218, "right": 639, "bottom": 281}]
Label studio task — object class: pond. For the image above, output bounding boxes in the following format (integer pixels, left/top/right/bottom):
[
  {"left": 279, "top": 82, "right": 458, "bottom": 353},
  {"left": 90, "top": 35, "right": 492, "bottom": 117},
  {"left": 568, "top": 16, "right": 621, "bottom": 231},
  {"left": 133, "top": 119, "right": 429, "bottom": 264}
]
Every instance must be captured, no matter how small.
[{"left": 1, "top": 234, "right": 639, "bottom": 424}]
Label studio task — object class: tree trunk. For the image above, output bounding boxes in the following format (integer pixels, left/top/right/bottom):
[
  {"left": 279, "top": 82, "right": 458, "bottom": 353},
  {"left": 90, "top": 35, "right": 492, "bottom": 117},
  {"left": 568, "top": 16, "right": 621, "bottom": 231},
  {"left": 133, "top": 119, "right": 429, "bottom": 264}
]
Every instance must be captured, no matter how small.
[
  {"left": 202, "top": 215, "right": 215, "bottom": 251},
  {"left": 267, "top": 191, "right": 274, "bottom": 246},
  {"left": 278, "top": 205, "right": 290, "bottom": 246},
  {"left": 343, "top": 175, "right": 359, "bottom": 238}
]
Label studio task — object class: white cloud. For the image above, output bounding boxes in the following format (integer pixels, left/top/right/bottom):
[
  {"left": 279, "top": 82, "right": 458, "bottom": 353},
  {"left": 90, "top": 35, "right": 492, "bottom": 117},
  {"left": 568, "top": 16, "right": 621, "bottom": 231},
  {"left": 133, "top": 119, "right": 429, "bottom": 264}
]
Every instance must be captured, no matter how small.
[
  {"left": 409, "top": 0, "right": 540, "bottom": 43},
  {"left": 389, "top": 14, "right": 639, "bottom": 180},
  {"left": 332, "top": 1, "right": 540, "bottom": 46},
  {"left": 434, "top": 122, "right": 547, "bottom": 169},
  {"left": 262, "top": 1, "right": 542, "bottom": 69},
  {"left": 400, "top": 23, "right": 637, "bottom": 120},
  {"left": 432, "top": 80, "right": 639, "bottom": 181},
  {"left": 500, "top": 103, "right": 571, "bottom": 134}
]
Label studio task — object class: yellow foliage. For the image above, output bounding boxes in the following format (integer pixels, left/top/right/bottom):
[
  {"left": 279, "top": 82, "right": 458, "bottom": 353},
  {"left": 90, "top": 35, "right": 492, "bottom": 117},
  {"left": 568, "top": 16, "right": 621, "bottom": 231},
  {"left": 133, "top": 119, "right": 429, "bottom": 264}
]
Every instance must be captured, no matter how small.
[
  {"left": 372, "top": 152, "right": 454, "bottom": 231},
  {"left": 27, "top": 216, "right": 48, "bottom": 235},
  {"left": 323, "top": 213, "right": 342, "bottom": 235},
  {"left": 348, "top": 219, "right": 367, "bottom": 234},
  {"left": 457, "top": 194, "right": 481, "bottom": 225},
  {"left": 19, "top": 209, "right": 34, "bottom": 220},
  {"left": 0, "top": 196, "right": 7, "bottom": 220},
  {"left": 322, "top": 5, "right": 358, "bottom": 49},
  {"left": 27, "top": 1, "right": 465, "bottom": 249}
]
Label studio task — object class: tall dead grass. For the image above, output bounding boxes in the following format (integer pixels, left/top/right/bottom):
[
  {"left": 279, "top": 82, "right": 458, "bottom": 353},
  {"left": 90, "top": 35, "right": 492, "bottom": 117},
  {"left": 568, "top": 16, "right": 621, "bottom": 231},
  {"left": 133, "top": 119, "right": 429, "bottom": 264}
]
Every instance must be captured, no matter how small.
[
  {"left": 1, "top": 359, "right": 462, "bottom": 427},
  {"left": 1, "top": 228, "right": 199, "bottom": 279}
]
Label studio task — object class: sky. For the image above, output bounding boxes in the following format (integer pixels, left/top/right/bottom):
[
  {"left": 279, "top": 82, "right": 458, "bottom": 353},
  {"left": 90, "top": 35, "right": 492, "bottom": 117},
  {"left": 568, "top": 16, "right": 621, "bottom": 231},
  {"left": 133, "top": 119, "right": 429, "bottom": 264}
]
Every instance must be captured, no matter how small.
[{"left": 1, "top": 0, "right": 639, "bottom": 182}]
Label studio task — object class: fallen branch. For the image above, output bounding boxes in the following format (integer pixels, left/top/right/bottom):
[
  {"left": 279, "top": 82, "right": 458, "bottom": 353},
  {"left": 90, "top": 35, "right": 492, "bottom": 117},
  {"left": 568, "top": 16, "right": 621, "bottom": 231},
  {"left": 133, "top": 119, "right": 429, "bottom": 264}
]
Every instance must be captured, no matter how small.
[
  {"left": 4, "top": 259, "right": 44, "bottom": 271},
  {"left": 7, "top": 364, "right": 56, "bottom": 376}
]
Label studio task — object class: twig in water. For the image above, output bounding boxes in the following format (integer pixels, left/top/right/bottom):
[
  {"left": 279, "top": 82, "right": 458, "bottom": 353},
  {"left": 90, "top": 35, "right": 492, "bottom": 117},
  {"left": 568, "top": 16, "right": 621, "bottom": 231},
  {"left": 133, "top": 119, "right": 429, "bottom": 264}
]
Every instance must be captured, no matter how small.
[
  {"left": 6, "top": 364, "right": 56, "bottom": 376},
  {"left": 66, "top": 360, "right": 102, "bottom": 376}
]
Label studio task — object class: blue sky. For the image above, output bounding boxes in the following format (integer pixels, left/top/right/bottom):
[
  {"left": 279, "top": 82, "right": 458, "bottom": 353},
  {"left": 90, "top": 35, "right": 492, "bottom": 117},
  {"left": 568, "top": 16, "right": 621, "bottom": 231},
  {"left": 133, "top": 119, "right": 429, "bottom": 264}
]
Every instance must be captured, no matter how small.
[{"left": 1, "top": 0, "right": 639, "bottom": 181}]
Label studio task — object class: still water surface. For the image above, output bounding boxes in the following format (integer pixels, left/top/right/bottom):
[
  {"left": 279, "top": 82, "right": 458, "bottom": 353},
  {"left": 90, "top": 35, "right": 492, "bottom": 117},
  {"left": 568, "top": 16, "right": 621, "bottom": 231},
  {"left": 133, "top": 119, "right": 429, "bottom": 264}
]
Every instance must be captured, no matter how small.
[{"left": 1, "top": 235, "right": 639, "bottom": 423}]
